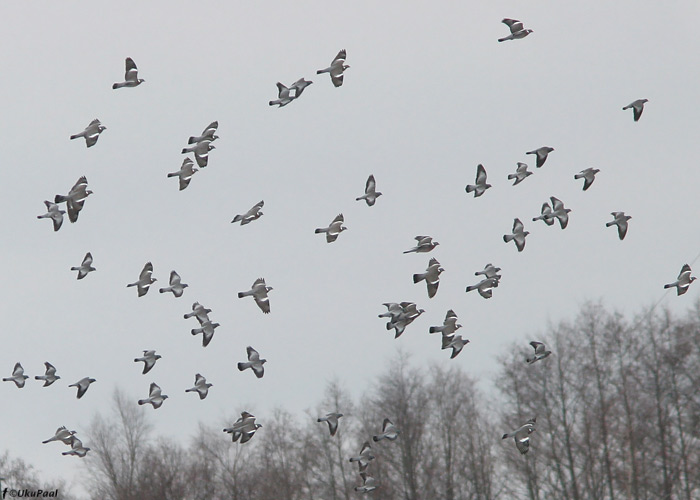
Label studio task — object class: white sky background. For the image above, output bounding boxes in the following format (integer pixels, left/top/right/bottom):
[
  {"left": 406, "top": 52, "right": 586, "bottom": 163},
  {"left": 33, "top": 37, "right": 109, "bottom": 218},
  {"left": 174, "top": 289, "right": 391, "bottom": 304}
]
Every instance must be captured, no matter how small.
[{"left": 2, "top": 0, "right": 700, "bottom": 494}]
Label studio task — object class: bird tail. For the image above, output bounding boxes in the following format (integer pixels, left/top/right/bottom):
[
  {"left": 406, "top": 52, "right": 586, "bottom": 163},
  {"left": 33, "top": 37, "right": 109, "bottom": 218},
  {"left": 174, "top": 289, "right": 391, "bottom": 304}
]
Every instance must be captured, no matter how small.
[
  {"left": 507, "top": 174, "right": 516, "bottom": 180},
  {"left": 605, "top": 222, "right": 614, "bottom": 227},
  {"left": 317, "top": 69, "right": 328, "bottom": 74},
  {"left": 574, "top": 173, "right": 582, "bottom": 179},
  {"left": 412, "top": 274, "right": 423, "bottom": 284},
  {"left": 372, "top": 435, "right": 383, "bottom": 442},
  {"left": 663, "top": 284, "right": 673, "bottom": 289},
  {"left": 185, "top": 388, "right": 194, "bottom": 393},
  {"left": 466, "top": 285, "right": 476, "bottom": 292},
  {"left": 503, "top": 234, "right": 514, "bottom": 243},
  {"left": 188, "top": 136, "right": 199, "bottom": 144},
  {"left": 402, "top": 249, "right": 414, "bottom": 254},
  {"left": 428, "top": 326, "right": 438, "bottom": 334},
  {"left": 112, "top": 83, "right": 120, "bottom": 89},
  {"left": 181, "top": 148, "right": 189, "bottom": 154},
  {"left": 465, "top": 185, "right": 475, "bottom": 193},
  {"left": 502, "top": 433, "right": 510, "bottom": 439},
  {"left": 191, "top": 329, "right": 201, "bottom": 335},
  {"left": 69, "top": 134, "right": 80, "bottom": 140},
  {"left": 237, "top": 292, "right": 246, "bottom": 298},
  {"left": 232, "top": 215, "right": 243, "bottom": 223},
  {"left": 137, "top": 399, "right": 147, "bottom": 405},
  {"left": 54, "top": 195, "right": 68, "bottom": 203},
  {"left": 498, "top": 36, "right": 510, "bottom": 42},
  {"left": 314, "top": 228, "right": 326, "bottom": 234},
  {"left": 167, "top": 172, "right": 178, "bottom": 178},
  {"left": 237, "top": 363, "right": 246, "bottom": 371}
]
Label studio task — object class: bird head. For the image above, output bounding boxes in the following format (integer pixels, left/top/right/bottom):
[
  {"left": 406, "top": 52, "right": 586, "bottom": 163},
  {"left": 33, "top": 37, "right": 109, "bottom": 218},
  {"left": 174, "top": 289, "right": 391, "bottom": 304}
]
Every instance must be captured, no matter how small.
[
  {"left": 341, "top": 226, "right": 348, "bottom": 232},
  {"left": 162, "top": 395, "right": 169, "bottom": 400},
  {"left": 266, "top": 286, "right": 273, "bottom": 292},
  {"left": 138, "top": 79, "right": 146, "bottom": 84},
  {"left": 98, "top": 126, "right": 107, "bottom": 132},
  {"left": 261, "top": 359, "right": 268, "bottom": 365},
  {"left": 343, "top": 64, "right": 351, "bottom": 70}
]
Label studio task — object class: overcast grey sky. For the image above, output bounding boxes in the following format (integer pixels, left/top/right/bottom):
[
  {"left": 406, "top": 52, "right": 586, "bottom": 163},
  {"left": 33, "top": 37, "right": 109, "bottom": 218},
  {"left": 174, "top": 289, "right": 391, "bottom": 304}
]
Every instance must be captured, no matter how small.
[{"left": 2, "top": 0, "right": 700, "bottom": 493}]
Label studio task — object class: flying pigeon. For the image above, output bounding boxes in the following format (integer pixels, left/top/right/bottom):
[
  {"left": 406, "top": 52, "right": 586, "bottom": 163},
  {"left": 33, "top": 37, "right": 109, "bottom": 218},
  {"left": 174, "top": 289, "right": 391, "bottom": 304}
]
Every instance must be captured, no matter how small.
[
  {"left": 112, "top": 57, "right": 144, "bottom": 89},
  {"left": 526, "top": 147, "right": 554, "bottom": 168},
  {"left": 465, "top": 277, "right": 499, "bottom": 299},
  {"left": 159, "top": 271, "right": 188, "bottom": 297},
  {"left": 289, "top": 77, "right": 313, "bottom": 98},
  {"left": 237, "top": 346, "right": 267, "bottom": 379},
  {"left": 498, "top": 18, "right": 533, "bottom": 42},
  {"left": 502, "top": 417, "right": 536, "bottom": 454},
  {"left": 623, "top": 99, "right": 648, "bottom": 122},
  {"left": 54, "top": 176, "right": 93, "bottom": 223},
  {"left": 356, "top": 175, "right": 382, "bottom": 206},
  {"left": 237, "top": 278, "right": 272, "bottom": 314},
  {"left": 188, "top": 121, "right": 219, "bottom": 144},
  {"left": 317, "top": 49, "right": 350, "bottom": 87},
  {"left": 372, "top": 418, "right": 399, "bottom": 441},
  {"left": 69, "top": 377, "right": 96, "bottom": 399},
  {"left": 184, "top": 302, "right": 212, "bottom": 323},
  {"left": 465, "top": 164, "right": 491, "bottom": 197},
  {"left": 354, "top": 473, "right": 378, "bottom": 493},
  {"left": 37, "top": 200, "right": 66, "bottom": 232},
  {"left": 545, "top": 196, "right": 571, "bottom": 229},
  {"left": 134, "top": 350, "right": 161, "bottom": 375},
  {"left": 378, "top": 302, "right": 405, "bottom": 322},
  {"left": 42, "top": 426, "right": 76, "bottom": 445},
  {"left": 167, "top": 158, "right": 199, "bottom": 191},
  {"left": 508, "top": 162, "right": 533, "bottom": 186},
  {"left": 349, "top": 441, "right": 376, "bottom": 471},
  {"left": 70, "top": 119, "right": 106, "bottom": 148},
  {"left": 138, "top": 382, "right": 168, "bottom": 409},
  {"left": 269, "top": 82, "right": 294, "bottom": 107},
  {"left": 442, "top": 334, "right": 470, "bottom": 359},
  {"left": 127, "top": 262, "right": 157, "bottom": 297},
  {"left": 606, "top": 212, "right": 632, "bottom": 240},
  {"left": 35, "top": 362, "right": 61, "bottom": 387},
  {"left": 526, "top": 341, "right": 552, "bottom": 364},
  {"left": 475, "top": 263, "right": 502, "bottom": 279},
  {"left": 503, "top": 218, "right": 529, "bottom": 252},
  {"left": 232, "top": 200, "right": 264, "bottom": 225},
  {"left": 386, "top": 303, "right": 425, "bottom": 338},
  {"left": 3, "top": 362, "right": 29, "bottom": 388},
  {"left": 413, "top": 257, "right": 444, "bottom": 298},
  {"left": 429, "top": 309, "right": 462, "bottom": 336},
  {"left": 403, "top": 235, "right": 439, "bottom": 254},
  {"left": 574, "top": 168, "right": 599, "bottom": 191},
  {"left": 71, "top": 252, "right": 96, "bottom": 280},
  {"left": 191, "top": 319, "right": 220, "bottom": 347},
  {"left": 664, "top": 264, "right": 697, "bottom": 296},
  {"left": 181, "top": 140, "right": 215, "bottom": 168},
  {"left": 185, "top": 373, "right": 213, "bottom": 400},
  {"left": 315, "top": 214, "right": 347, "bottom": 243},
  {"left": 62, "top": 436, "right": 90, "bottom": 457},
  {"left": 223, "top": 411, "right": 262, "bottom": 443},
  {"left": 532, "top": 202, "right": 555, "bottom": 226},
  {"left": 317, "top": 412, "right": 343, "bottom": 436}
]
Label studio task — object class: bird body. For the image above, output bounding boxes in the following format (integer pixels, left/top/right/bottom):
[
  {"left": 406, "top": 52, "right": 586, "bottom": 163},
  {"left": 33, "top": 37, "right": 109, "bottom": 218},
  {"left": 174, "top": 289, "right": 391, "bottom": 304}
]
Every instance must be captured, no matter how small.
[
  {"left": 138, "top": 382, "right": 168, "bottom": 409},
  {"left": 429, "top": 309, "right": 462, "bottom": 336},
  {"left": 134, "top": 350, "right": 161, "bottom": 374},
  {"left": 167, "top": 158, "right": 199, "bottom": 191},
  {"left": 69, "top": 377, "right": 96, "bottom": 399},
  {"left": 503, "top": 218, "right": 529, "bottom": 252},
  {"left": 159, "top": 270, "right": 188, "bottom": 297},
  {"left": 237, "top": 278, "right": 272, "bottom": 313},
  {"left": 412, "top": 257, "right": 444, "bottom": 298},
  {"left": 3, "top": 362, "right": 29, "bottom": 388},
  {"left": 356, "top": 175, "right": 382, "bottom": 206},
  {"left": 54, "top": 176, "right": 93, "bottom": 223},
  {"left": 354, "top": 473, "right": 378, "bottom": 493},
  {"left": 71, "top": 252, "right": 96, "bottom": 279},
  {"left": 502, "top": 418, "right": 536, "bottom": 454},
  {"left": 269, "top": 82, "right": 294, "bottom": 107},
  {"left": 442, "top": 334, "right": 470, "bottom": 359},
  {"left": 127, "top": 262, "right": 157, "bottom": 297},
  {"left": 35, "top": 361, "right": 61, "bottom": 387},
  {"left": 385, "top": 302, "right": 425, "bottom": 338},
  {"left": 498, "top": 18, "right": 533, "bottom": 42},
  {"left": 623, "top": 99, "right": 648, "bottom": 121},
  {"left": 188, "top": 121, "right": 219, "bottom": 144},
  {"left": 315, "top": 214, "right": 347, "bottom": 243},
  {"left": 70, "top": 118, "right": 106, "bottom": 148},
  {"left": 466, "top": 277, "right": 499, "bottom": 299},
  {"left": 373, "top": 418, "right": 399, "bottom": 441},
  {"left": 526, "top": 341, "right": 552, "bottom": 364},
  {"left": 42, "top": 426, "right": 76, "bottom": 445},
  {"left": 317, "top": 412, "right": 343, "bottom": 436},
  {"left": 606, "top": 212, "right": 631, "bottom": 240},
  {"left": 545, "top": 196, "right": 571, "bottom": 229},
  {"left": 664, "top": 264, "right": 696, "bottom": 295},
  {"left": 112, "top": 57, "right": 144, "bottom": 89},
  {"left": 403, "top": 235, "right": 439, "bottom": 254},
  {"left": 232, "top": 200, "right": 264, "bottom": 225},
  {"left": 317, "top": 49, "right": 350, "bottom": 87},
  {"left": 532, "top": 202, "right": 555, "bottom": 226},
  {"left": 184, "top": 302, "right": 212, "bottom": 323},
  {"left": 62, "top": 436, "right": 90, "bottom": 457},
  {"left": 465, "top": 164, "right": 491, "bottom": 197},
  {"left": 349, "top": 441, "right": 375, "bottom": 471},
  {"left": 508, "top": 162, "right": 533, "bottom": 185},
  {"left": 475, "top": 263, "right": 501, "bottom": 279},
  {"left": 526, "top": 146, "right": 554, "bottom": 168},
  {"left": 186, "top": 373, "right": 213, "bottom": 399},
  {"left": 37, "top": 200, "right": 66, "bottom": 232},
  {"left": 181, "top": 140, "right": 215, "bottom": 168},
  {"left": 191, "top": 320, "right": 220, "bottom": 347},
  {"left": 237, "top": 346, "right": 267, "bottom": 378},
  {"left": 224, "top": 411, "right": 262, "bottom": 443}
]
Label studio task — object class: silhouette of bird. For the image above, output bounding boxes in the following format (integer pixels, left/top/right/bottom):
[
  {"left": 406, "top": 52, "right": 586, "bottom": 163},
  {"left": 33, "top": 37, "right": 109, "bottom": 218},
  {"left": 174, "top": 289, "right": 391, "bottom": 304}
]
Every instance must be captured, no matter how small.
[
  {"left": 289, "top": 77, "right": 313, "bottom": 98},
  {"left": 3, "top": 362, "right": 29, "bottom": 388},
  {"left": 134, "top": 350, "right": 161, "bottom": 375},
  {"left": 403, "top": 235, "right": 439, "bottom": 254},
  {"left": 69, "top": 377, "right": 96, "bottom": 399},
  {"left": 186, "top": 373, "right": 213, "bottom": 400},
  {"left": 315, "top": 214, "right": 347, "bottom": 243},
  {"left": 508, "top": 162, "right": 533, "bottom": 186},
  {"left": 502, "top": 417, "right": 536, "bottom": 454},
  {"left": 317, "top": 412, "right": 343, "bottom": 436},
  {"left": 354, "top": 472, "right": 378, "bottom": 493},
  {"left": 574, "top": 168, "right": 599, "bottom": 191},
  {"left": 237, "top": 346, "right": 267, "bottom": 379},
  {"left": 167, "top": 158, "right": 199, "bottom": 191},
  {"left": 62, "top": 436, "right": 90, "bottom": 457},
  {"left": 71, "top": 252, "right": 96, "bottom": 280},
  {"left": 442, "top": 334, "right": 470, "bottom": 359},
  {"left": 356, "top": 175, "right": 382, "bottom": 206},
  {"left": 664, "top": 264, "right": 696, "bottom": 296},
  {"left": 532, "top": 202, "right": 555, "bottom": 226},
  {"left": 42, "top": 426, "right": 76, "bottom": 445},
  {"left": 127, "top": 262, "right": 157, "bottom": 297},
  {"left": 373, "top": 418, "right": 399, "bottom": 441},
  {"left": 112, "top": 57, "right": 144, "bottom": 89},
  {"left": 386, "top": 302, "right": 425, "bottom": 338},
  {"left": 37, "top": 200, "right": 66, "bottom": 232},
  {"left": 191, "top": 319, "right": 220, "bottom": 347},
  {"left": 232, "top": 200, "right": 264, "bottom": 225},
  {"left": 606, "top": 212, "right": 632, "bottom": 240},
  {"left": 349, "top": 441, "right": 376, "bottom": 471},
  {"left": 498, "top": 18, "right": 533, "bottom": 42},
  {"left": 54, "top": 176, "right": 93, "bottom": 223},
  {"left": 475, "top": 263, "right": 502, "bottom": 279},
  {"left": 412, "top": 257, "right": 444, "bottom": 298},
  {"left": 466, "top": 277, "right": 499, "bottom": 299},
  {"left": 503, "top": 218, "right": 529, "bottom": 252},
  {"left": 429, "top": 309, "right": 462, "bottom": 336},
  {"left": 138, "top": 382, "right": 168, "bottom": 409},
  {"left": 70, "top": 119, "right": 106, "bottom": 148},
  {"left": 35, "top": 362, "right": 61, "bottom": 387},
  {"left": 526, "top": 341, "right": 552, "bottom": 364},
  {"left": 237, "top": 278, "right": 272, "bottom": 314},
  {"left": 188, "top": 121, "right": 219, "bottom": 144},
  {"left": 545, "top": 197, "right": 571, "bottom": 229},
  {"left": 526, "top": 146, "right": 554, "bottom": 168},
  {"left": 269, "top": 82, "right": 294, "bottom": 107},
  {"left": 184, "top": 302, "right": 212, "bottom": 323},
  {"left": 181, "top": 140, "right": 215, "bottom": 168},
  {"left": 159, "top": 271, "right": 188, "bottom": 298},
  {"left": 623, "top": 99, "right": 648, "bottom": 122},
  {"left": 465, "top": 164, "right": 491, "bottom": 197},
  {"left": 317, "top": 49, "right": 350, "bottom": 87},
  {"left": 223, "top": 411, "right": 262, "bottom": 443}
]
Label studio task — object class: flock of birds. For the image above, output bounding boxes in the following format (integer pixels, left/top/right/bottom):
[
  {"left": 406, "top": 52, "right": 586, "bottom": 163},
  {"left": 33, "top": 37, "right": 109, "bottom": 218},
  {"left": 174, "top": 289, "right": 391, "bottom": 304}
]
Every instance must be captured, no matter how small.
[{"left": 6, "top": 16, "right": 698, "bottom": 493}]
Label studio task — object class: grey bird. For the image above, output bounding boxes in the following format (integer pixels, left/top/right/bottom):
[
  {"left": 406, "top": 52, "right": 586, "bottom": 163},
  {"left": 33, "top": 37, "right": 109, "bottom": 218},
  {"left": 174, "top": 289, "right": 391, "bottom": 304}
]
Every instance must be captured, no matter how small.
[
  {"left": 354, "top": 473, "right": 378, "bottom": 493},
  {"left": 42, "top": 426, "right": 76, "bottom": 445},
  {"left": 223, "top": 411, "right": 262, "bottom": 443},
  {"left": 475, "top": 263, "right": 502, "bottom": 279},
  {"left": 623, "top": 99, "right": 648, "bottom": 122},
  {"left": 159, "top": 270, "right": 188, "bottom": 297},
  {"left": 188, "top": 121, "right": 219, "bottom": 144},
  {"left": 664, "top": 264, "right": 697, "bottom": 296},
  {"left": 62, "top": 436, "right": 90, "bottom": 457},
  {"left": 70, "top": 118, "right": 106, "bottom": 148},
  {"left": 545, "top": 196, "right": 571, "bottom": 229},
  {"left": 237, "top": 278, "right": 272, "bottom": 314},
  {"left": 429, "top": 309, "right": 462, "bottom": 336},
  {"left": 606, "top": 212, "right": 632, "bottom": 240},
  {"left": 503, "top": 218, "right": 529, "bottom": 252},
  {"left": 191, "top": 319, "right": 220, "bottom": 347},
  {"left": 71, "top": 252, "right": 95, "bottom": 280},
  {"left": 498, "top": 18, "right": 533, "bottom": 42},
  {"left": 465, "top": 164, "right": 491, "bottom": 197},
  {"left": 356, "top": 175, "right": 382, "bottom": 206},
  {"left": 54, "top": 176, "right": 93, "bottom": 223},
  {"left": 526, "top": 341, "right": 552, "bottom": 364},
  {"left": 502, "top": 417, "right": 536, "bottom": 454},
  {"left": 138, "top": 382, "right": 168, "bottom": 409},
  {"left": 37, "top": 200, "right": 66, "bottom": 232},
  {"left": 167, "top": 158, "right": 199, "bottom": 191},
  {"left": 35, "top": 362, "right": 61, "bottom": 387},
  {"left": 466, "top": 277, "right": 499, "bottom": 299},
  {"left": 526, "top": 146, "right": 554, "bottom": 168},
  {"left": 317, "top": 49, "right": 350, "bottom": 87},
  {"left": 134, "top": 350, "right": 161, "bottom": 375},
  {"left": 317, "top": 412, "right": 343, "bottom": 436},
  {"left": 186, "top": 373, "right": 213, "bottom": 400},
  {"left": 237, "top": 346, "right": 267, "bottom": 379},
  {"left": 508, "top": 162, "right": 533, "bottom": 186},
  {"left": 387, "top": 303, "right": 425, "bottom": 338},
  {"left": 127, "top": 262, "right": 157, "bottom": 297},
  {"left": 373, "top": 418, "right": 399, "bottom": 442},
  {"left": 378, "top": 302, "right": 405, "bottom": 322},
  {"left": 413, "top": 257, "right": 444, "bottom": 298},
  {"left": 403, "top": 235, "right": 439, "bottom": 254},
  {"left": 442, "top": 334, "right": 470, "bottom": 359},
  {"left": 184, "top": 302, "right": 212, "bottom": 323},
  {"left": 181, "top": 140, "right": 215, "bottom": 168},
  {"left": 315, "top": 213, "right": 347, "bottom": 243},
  {"left": 269, "top": 82, "right": 294, "bottom": 107},
  {"left": 349, "top": 441, "right": 376, "bottom": 471},
  {"left": 69, "top": 377, "right": 96, "bottom": 399},
  {"left": 574, "top": 167, "right": 600, "bottom": 191},
  {"left": 289, "top": 77, "right": 313, "bottom": 98},
  {"left": 112, "top": 57, "right": 144, "bottom": 89},
  {"left": 232, "top": 200, "right": 264, "bottom": 225},
  {"left": 532, "top": 202, "right": 555, "bottom": 226},
  {"left": 3, "top": 362, "right": 29, "bottom": 388}
]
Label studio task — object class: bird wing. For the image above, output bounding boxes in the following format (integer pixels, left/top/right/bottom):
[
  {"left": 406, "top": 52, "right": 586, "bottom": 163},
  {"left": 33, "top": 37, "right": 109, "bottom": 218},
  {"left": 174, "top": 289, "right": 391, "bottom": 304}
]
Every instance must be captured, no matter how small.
[
  {"left": 246, "top": 346, "right": 260, "bottom": 362},
  {"left": 45, "top": 362, "right": 57, "bottom": 375},
  {"left": 83, "top": 252, "right": 93, "bottom": 266},
  {"left": 140, "top": 262, "right": 154, "bottom": 280},
  {"left": 513, "top": 218, "right": 524, "bottom": 233},
  {"left": 125, "top": 57, "right": 139, "bottom": 81},
  {"left": 515, "top": 435, "right": 530, "bottom": 454},
  {"left": 170, "top": 271, "right": 181, "bottom": 286},
  {"left": 12, "top": 363, "right": 24, "bottom": 376},
  {"left": 149, "top": 383, "right": 162, "bottom": 398},
  {"left": 332, "top": 213, "right": 344, "bottom": 224},
  {"left": 365, "top": 175, "right": 376, "bottom": 193},
  {"left": 550, "top": 197, "right": 564, "bottom": 211},
  {"left": 475, "top": 164, "right": 487, "bottom": 184}
]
